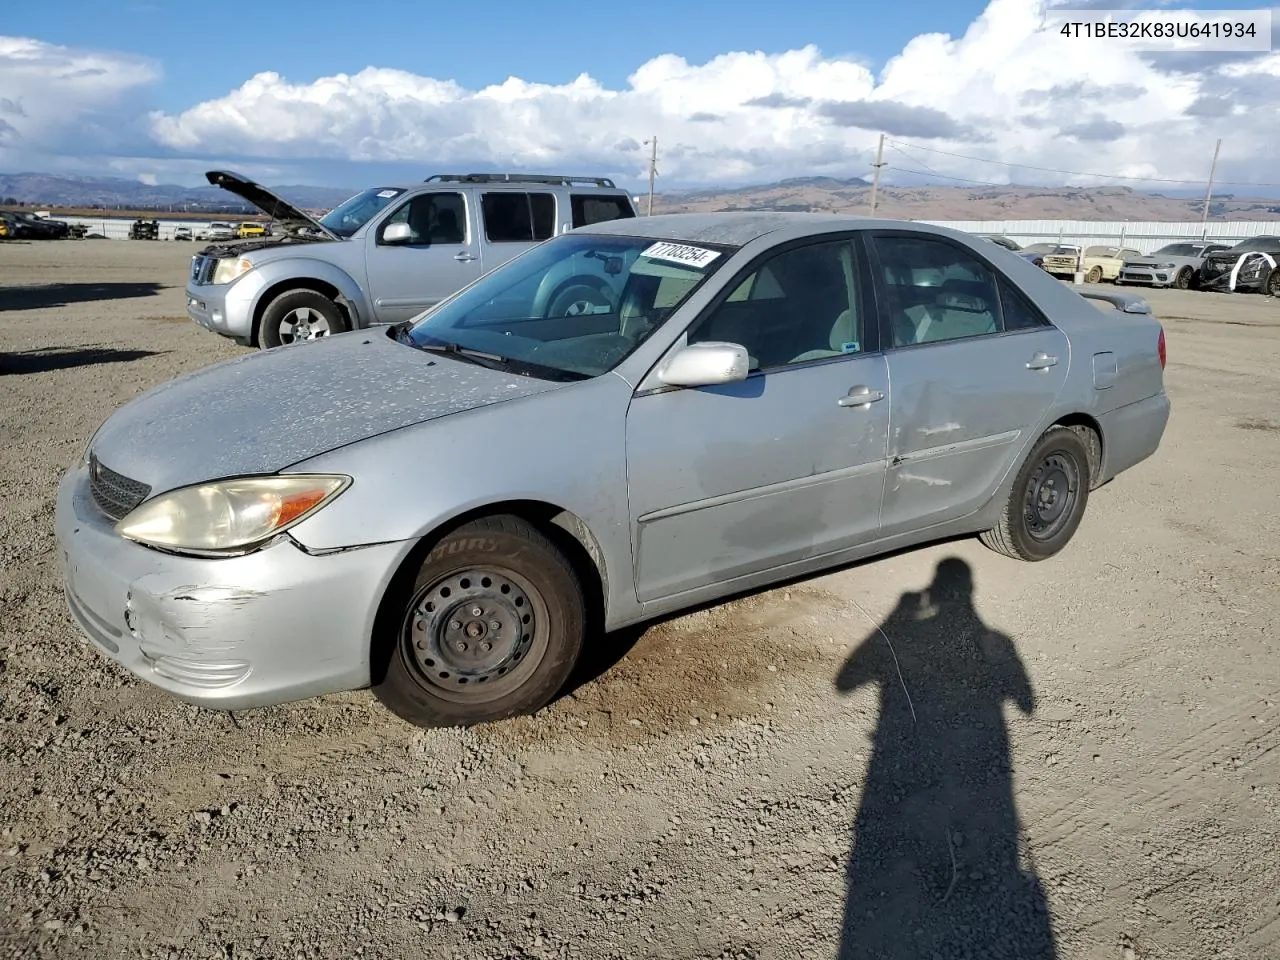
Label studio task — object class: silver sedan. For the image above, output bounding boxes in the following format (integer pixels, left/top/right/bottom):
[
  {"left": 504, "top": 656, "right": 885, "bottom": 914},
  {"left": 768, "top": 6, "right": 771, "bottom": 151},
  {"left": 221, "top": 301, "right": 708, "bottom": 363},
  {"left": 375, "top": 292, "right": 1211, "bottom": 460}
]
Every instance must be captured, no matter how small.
[{"left": 55, "top": 212, "right": 1171, "bottom": 727}]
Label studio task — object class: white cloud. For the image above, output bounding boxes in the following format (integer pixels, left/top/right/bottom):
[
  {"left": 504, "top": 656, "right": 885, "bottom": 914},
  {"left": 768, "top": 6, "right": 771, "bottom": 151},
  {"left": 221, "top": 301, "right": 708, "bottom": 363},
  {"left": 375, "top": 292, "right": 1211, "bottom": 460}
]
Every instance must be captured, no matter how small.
[
  {"left": 0, "top": 36, "right": 158, "bottom": 167},
  {"left": 4, "top": 0, "right": 1280, "bottom": 189}
]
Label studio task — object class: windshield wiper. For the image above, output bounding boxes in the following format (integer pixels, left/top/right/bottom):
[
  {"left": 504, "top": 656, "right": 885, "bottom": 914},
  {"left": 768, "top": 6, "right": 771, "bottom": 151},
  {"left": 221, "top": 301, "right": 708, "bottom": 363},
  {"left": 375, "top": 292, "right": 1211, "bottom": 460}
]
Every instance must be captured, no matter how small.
[{"left": 412, "top": 338, "right": 511, "bottom": 368}]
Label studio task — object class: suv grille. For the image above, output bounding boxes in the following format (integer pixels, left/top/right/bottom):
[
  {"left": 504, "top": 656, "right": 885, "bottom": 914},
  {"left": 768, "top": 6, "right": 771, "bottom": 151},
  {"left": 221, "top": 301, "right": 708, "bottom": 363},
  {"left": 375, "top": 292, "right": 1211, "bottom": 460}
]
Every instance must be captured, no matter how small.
[{"left": 89, "top": 453, "right": 151, "bottom": 522}]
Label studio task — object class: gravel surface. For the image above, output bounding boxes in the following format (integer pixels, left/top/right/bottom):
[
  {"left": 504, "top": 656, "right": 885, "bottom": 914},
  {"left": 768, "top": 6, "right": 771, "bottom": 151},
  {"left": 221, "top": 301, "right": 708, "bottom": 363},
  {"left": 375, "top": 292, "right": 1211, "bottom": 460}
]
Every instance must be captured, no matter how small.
[{"left": 1, "top": 239, "right": 1278, "bottom": 960}]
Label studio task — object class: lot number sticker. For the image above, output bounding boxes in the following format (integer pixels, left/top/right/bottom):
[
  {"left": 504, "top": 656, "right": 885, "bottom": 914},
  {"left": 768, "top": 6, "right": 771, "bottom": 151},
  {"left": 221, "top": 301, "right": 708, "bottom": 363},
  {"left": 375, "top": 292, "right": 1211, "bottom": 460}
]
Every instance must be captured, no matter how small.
[{"left": 641, "top": 241, "right": 721, "bottom": 269}]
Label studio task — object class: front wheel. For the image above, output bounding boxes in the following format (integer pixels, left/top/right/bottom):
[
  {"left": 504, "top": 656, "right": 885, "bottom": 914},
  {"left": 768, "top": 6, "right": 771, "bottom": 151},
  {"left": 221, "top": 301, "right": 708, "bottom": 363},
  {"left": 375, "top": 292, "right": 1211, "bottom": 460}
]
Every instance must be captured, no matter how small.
[
  {"left": 1265, "top": 266, "right": 1280, "bottom": 298},
  {"left": 1085, "top": 265, "right": 1103, "bottom": 283},
  {"left": 373, "top": 515, "right": 585, "bottom": 728},
  {"left": 1174, "top": 266, "right": 1193, "bottom": 290},
  {"left": 258, "top": 289, "right": 348, "bottom": 348},
  {"left": 980, "top": 426, "right": 1091, "bottom": 561}
]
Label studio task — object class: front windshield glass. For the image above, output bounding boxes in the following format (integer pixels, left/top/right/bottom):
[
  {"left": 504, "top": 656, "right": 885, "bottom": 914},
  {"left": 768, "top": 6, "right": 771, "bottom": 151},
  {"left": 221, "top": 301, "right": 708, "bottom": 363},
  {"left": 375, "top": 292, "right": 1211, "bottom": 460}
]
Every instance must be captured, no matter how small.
[
  {"left": 318, "top": 187, "right": 407, "bottom": 238},
  {"left": 402, "top": 233, "right": 733, "bottom": 380},
  {"left": 1155, "top": 244, "right": 1197, "bottom": 256},
  {"left": 1226, "top": 236, "right": 1280, "bottom": 253}
]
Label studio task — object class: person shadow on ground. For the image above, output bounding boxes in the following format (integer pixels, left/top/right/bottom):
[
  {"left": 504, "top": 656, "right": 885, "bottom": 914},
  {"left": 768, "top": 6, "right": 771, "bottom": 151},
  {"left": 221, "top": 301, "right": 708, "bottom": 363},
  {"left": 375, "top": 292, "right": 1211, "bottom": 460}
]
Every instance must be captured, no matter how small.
[{"left": 834, "top": 556, "right": 1057, "bottom": 960}]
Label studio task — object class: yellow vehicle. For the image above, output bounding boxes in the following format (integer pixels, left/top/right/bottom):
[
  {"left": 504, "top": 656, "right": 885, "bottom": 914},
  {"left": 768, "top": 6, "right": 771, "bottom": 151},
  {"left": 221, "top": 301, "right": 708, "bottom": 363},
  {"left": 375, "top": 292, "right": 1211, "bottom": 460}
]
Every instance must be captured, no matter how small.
[{"left": 238, "top": 221, "right": 267, "bottom": 238}]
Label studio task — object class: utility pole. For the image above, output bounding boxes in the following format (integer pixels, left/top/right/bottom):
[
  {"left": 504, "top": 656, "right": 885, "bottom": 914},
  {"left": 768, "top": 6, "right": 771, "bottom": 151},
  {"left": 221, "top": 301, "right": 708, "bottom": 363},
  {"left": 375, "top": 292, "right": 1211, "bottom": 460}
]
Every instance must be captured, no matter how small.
[
  {"left": 1200, "top": 137, "right": 1222, "bottom": 234},
  {"left": 643, "top": 136, "right": 658, "bottom": 216},
  {"left": 868, "top": 133, "right": 886, "bottom": 215}
]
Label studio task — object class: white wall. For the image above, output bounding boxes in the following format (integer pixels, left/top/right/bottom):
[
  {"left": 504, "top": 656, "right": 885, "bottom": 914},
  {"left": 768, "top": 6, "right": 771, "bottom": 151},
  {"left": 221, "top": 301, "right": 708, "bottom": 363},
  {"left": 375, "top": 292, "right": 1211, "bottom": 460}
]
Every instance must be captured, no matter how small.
[{"left": 919, "top": 219, "right": 1280, "bottom": 254}]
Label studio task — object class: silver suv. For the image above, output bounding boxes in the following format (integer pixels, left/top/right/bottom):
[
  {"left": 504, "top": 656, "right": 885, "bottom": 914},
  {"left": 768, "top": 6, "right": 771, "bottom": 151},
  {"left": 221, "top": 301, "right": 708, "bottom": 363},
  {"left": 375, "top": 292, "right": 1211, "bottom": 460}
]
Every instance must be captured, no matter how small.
[{"left": 185, "top": 170, "right": 638, "bottom": 348}]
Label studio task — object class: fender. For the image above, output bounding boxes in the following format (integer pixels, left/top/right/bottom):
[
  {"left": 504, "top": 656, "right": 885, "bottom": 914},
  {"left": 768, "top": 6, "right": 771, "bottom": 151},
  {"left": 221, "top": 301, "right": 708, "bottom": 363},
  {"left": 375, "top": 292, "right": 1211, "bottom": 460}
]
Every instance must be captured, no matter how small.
[
  {"left": 240, "top": 256, "right": 374, "bottom": 330},
  {"left": 1228, "top": 250, "right": 1276, "bottom": 291}
]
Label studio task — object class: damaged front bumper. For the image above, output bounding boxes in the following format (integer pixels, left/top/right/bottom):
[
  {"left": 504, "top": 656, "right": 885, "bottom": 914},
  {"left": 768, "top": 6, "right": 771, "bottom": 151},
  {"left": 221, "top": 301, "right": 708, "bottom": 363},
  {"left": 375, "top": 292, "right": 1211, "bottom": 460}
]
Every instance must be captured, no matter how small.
[
  {"left": 1198, "top": 252, "right": 1277, "bottom": 293},
  {"left": 54, "top": 462, "right": 411, "bottom": 711}
]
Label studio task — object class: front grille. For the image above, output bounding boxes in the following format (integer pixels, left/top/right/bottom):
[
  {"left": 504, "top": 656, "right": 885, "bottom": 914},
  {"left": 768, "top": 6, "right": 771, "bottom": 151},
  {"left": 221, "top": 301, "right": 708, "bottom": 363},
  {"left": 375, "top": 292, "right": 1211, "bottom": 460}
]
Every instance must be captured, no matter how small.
[{"left": 89, "top": 453, "right": 151, "bottom": 521}]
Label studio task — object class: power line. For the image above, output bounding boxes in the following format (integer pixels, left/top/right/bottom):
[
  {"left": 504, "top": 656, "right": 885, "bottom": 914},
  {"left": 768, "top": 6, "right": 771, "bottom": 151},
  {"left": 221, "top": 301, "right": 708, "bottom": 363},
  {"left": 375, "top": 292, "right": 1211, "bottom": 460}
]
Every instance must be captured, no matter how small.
[
  {"left": 885, "top": 143, "right": 1010, "bottom": 188},
  {"left": 884, "top": 137, "right": 1280, "bottom": 189}
]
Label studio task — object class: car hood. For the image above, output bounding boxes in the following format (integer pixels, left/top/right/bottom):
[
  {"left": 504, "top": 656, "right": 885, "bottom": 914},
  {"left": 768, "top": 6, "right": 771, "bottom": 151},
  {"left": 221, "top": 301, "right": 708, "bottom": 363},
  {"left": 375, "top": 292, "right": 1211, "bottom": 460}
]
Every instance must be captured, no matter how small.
[
  {"left": 205, "top": 169, "right": 339, "bottom": 241},
  {"left": 1124, "top": 255, "right": 1189, "bottom": 267},
  {"left": 88, "top": 329, "right": 566, "bottom": 495}
]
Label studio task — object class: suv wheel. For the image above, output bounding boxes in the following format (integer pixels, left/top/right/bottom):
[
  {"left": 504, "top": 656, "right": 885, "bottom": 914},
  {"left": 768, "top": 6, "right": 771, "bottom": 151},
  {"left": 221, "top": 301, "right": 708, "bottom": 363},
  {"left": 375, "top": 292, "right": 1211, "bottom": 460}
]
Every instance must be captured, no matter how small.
[{"left": 259, "top": 289, "right": 349, "bottom": 348}]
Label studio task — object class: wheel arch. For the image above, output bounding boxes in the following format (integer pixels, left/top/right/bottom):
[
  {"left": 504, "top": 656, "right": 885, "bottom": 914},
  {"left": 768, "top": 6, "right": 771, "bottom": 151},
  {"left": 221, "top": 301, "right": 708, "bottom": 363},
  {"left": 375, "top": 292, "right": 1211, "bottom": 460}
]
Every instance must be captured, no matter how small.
[
  {"left": 252, "top": 278, "right": 343, "bottom": 343},
  {"left": 1051, "top": 411, "right": 1104, "bottom": 489},
  {"left": 369, "top": 499, "right": 609, "bottom": 680}
]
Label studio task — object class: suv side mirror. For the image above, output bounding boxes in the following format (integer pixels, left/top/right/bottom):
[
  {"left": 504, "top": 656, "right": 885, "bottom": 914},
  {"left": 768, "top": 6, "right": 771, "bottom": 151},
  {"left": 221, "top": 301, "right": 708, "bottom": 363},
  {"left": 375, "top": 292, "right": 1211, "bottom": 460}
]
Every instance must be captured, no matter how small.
[
  {"left": 382, "top": 222, "right": 414, "bottom": 245},
  {"left": 659, "top": 341, "right": 750, "bottom": 387}
]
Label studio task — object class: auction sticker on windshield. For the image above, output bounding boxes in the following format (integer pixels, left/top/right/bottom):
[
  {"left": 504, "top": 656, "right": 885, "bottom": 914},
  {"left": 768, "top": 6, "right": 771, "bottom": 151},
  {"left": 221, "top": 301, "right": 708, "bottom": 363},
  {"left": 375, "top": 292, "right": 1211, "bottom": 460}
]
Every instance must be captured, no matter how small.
[{"left": 641, "top": 241, "right": 722, "bottom": 269}]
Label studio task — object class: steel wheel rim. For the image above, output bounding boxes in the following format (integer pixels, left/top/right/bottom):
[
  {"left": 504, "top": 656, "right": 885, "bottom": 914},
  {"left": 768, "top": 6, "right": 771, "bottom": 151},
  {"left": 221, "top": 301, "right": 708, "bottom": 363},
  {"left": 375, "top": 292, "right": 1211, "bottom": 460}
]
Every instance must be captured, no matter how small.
[
  {"left": 1023, "top": 450, "right": 1080, "bottom": 541},
  {"left": 279, "top": 307, "right": 332, "bottom": 343},
  {"left": 401, "top": 566, "right": 550, "bottom": 703}
]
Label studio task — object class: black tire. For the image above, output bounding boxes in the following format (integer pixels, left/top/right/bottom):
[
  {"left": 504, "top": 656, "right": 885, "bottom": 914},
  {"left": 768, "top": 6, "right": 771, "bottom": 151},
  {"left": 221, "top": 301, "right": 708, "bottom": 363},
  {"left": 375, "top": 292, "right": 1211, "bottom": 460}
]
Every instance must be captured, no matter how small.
[
  {"left": 258, "top": 288, "right": 348, "bottom": 349},
  {"left": 372, "top": 515, "right": 585, "bottom": 728},
  {"left": 980, "top": 426, "right": 1092, "bottom": 562},
  {"left": 1265, "top": 266, "right": 1280, "bottom": 298},
  {"left": 1174, "top": 266, "right": 1192, "bottom": 290},
  {"left": 1085, "top": 265, "right": 1103, "bottom": 284}
]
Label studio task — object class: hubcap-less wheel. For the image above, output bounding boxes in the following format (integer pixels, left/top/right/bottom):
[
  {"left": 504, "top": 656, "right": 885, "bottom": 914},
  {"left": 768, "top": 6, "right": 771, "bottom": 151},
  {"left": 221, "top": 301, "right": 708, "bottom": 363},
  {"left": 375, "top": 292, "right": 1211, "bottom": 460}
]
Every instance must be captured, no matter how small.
[
  {"left": 1023, "top": 451, "right": 1080, "bottom": 542},
  {"left": 278, "top": 307, "right": 332, "bottom": 343},
  {"left": 403, "top": 568, "right": 547, "bottom": 703},
  {"left": 1267, "top": 269, "right": 1280, "bottom": 297}
]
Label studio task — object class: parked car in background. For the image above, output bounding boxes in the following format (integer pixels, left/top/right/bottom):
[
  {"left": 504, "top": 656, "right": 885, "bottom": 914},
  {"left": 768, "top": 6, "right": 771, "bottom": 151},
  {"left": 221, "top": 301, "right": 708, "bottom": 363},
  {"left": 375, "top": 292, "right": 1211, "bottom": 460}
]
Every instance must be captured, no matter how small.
[
  {"left": 129, "top": 219, "right": 160, "bottom": 241},
  {"left": 1014, "top": 242, "right": 1072, "bottom": 269},
  {"left": 1116, "top": 241, "right": 1230, "bottom": 289},
  {"left": 1197, "top": 236, "right": 1280, "bottom": 295},
  {"left": 238, "top": 221, "right": 267, "bottom": 239},
  {"left": 185, "top": 169, "right": 639, "bottom": 349},
  {"left": 196, "top": 221, "right": 236, "bottom": 242},
  {"left": 1042, "top": 245, "right": 1142, "bottom": 283},
  {"left": 61, "top": 211, "right": 1170, "bottom": 728},
  {"left": 5, "top": 211, "right": 71, "bottom": 240},
  {"left": 978, "top": 234, "right": 1022, "bottom": 251},
  {"left": 173, "top": 226, "right": 193, "bottom": 242}
]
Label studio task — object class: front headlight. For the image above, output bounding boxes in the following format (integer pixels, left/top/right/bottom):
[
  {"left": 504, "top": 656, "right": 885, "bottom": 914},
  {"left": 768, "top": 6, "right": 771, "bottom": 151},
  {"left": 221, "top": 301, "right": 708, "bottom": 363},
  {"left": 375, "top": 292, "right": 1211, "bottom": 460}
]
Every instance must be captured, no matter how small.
[
  {"left": 1150, "top": 262, "right": 1175, "bottom": 269},
  {"left": 116, "top": 474, "right": 350, "bottom": 554},
  {"left": 212, "top": 257, "right": 254, "bottom": 285}
]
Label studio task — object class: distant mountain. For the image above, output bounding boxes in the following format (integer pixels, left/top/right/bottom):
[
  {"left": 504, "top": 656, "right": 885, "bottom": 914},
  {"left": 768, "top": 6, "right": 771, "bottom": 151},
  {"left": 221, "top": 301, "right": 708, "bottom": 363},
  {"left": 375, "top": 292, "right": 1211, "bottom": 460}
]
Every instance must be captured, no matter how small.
[{"left": 0, "top": 173, "right": 356, "bottom": 213}]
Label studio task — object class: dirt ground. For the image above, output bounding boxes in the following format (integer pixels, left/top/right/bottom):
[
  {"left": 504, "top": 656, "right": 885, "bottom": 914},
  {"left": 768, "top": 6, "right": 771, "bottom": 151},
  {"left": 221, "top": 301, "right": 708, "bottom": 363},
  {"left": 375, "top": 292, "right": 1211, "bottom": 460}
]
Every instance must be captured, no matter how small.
[{"left": 1, "top": 238, "right": 1278, "bottom": 960}]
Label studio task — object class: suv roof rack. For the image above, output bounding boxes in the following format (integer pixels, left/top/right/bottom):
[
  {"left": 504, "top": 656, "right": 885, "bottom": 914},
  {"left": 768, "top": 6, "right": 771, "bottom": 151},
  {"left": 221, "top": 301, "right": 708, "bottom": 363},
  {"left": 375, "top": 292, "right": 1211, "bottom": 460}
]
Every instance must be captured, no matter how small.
[{"left": 423, "top": 173, "right": 618, "bottom": 189}]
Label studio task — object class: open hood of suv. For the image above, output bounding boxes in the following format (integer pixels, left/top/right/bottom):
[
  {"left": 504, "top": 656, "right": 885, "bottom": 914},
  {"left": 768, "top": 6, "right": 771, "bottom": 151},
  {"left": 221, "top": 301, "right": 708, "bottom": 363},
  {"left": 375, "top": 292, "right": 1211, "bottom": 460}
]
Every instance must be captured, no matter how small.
[{"left": 205, "top": 170, "right": 340, "bottom": 241}]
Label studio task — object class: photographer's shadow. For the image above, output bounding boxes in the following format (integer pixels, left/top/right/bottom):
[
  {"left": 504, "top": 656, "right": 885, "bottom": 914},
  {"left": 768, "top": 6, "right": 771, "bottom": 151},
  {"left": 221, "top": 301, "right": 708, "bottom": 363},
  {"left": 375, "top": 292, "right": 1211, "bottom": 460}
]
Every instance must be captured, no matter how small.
[{"left": 835, "top": 557, "right": 1056, "bottom": 959}]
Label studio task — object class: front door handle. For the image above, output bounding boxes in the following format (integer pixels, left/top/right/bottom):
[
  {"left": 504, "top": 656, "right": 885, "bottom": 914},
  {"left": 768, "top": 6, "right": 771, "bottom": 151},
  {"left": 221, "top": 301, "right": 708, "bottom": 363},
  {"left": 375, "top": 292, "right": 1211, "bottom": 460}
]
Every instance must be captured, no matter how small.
[
  {"left": 838, "top": 386, "right": 885, "bottom": 407},
  {"left": 454, "top": 252, "right": 477, "bottom": 262},
  {"left": 1027, "top": 352, "right": 1058, "bottom": 370}
]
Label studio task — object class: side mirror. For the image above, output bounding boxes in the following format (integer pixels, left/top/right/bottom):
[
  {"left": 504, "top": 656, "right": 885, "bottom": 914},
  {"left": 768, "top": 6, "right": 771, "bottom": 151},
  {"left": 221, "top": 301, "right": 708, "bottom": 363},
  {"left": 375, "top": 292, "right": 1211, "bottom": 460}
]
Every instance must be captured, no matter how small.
[
  {"left": 659, "top": 341, "right": 750, "bottom": 387},
  {"left": 382, "top": 222, "right": 414, "bottom": 244}
]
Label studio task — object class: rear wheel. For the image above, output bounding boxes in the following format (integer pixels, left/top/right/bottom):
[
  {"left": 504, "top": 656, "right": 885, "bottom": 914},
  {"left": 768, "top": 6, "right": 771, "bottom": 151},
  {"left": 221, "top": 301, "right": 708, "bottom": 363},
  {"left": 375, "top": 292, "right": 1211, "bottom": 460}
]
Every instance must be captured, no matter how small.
[
  {"left": 373, "top": 515, "right": 585, "bottom": 728},
  {"left": 1265, "top": 266, "right": 1280, "bottom": 298},
  {"left": 258, "top": 289, "right": 348, "bottom": 349},
  {"left": 980, "top": 426, "right": 1091, "bottom": 561}
]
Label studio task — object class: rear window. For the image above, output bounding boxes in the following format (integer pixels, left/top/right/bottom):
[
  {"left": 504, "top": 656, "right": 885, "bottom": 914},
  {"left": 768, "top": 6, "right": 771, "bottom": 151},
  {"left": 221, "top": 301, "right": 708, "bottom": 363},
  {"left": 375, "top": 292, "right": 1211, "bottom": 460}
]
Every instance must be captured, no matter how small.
[
  {"left": 570, "top": 194, "right": 635, "bottom": 228},
  {"left": 481, "top": 191, "right": 556, "bottom": 243}
]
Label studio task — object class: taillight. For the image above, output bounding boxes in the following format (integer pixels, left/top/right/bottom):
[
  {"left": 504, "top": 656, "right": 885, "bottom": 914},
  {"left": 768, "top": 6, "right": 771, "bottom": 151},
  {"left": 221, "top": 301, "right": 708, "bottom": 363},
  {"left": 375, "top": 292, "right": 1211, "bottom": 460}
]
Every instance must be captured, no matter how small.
[{"left": 1157, "top": 326, "right": 1166, "bottom": 369}]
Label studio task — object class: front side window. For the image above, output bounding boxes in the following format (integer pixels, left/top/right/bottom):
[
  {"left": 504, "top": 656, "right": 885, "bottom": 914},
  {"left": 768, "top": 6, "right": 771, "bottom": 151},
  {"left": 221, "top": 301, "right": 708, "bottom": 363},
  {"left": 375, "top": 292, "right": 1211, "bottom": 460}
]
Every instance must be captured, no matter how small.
[
  {"left": 686, "top": 239, "right": 863, "bottom": 370},
  {"left": 402, "top": 234, "right": 731, "bottom": 379},
  {"left": 378, "top": 192, "right": 466, "bottom": 245},
  {"left": 481, "top": 191, "right": 556, "bottom": 243}
]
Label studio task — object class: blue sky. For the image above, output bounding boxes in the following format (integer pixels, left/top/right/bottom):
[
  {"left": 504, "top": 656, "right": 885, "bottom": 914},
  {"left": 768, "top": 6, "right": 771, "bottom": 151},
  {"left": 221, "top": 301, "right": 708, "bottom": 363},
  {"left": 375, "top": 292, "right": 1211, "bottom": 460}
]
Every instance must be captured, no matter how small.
[
  {"left": 2, "top": 0, "right": 1278, "bottom": 191},
  {"left": 5, "top": 0, "right": 983, "bottom": 112}
]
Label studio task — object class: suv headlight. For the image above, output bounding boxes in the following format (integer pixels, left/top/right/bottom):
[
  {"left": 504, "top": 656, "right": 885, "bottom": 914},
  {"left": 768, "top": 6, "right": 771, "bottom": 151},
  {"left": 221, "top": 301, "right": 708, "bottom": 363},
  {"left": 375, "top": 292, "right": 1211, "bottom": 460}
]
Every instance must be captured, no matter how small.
[
  {"left": 116, "top": 475, "right": 350, "bottom": 555},
  {"left": 212, "top": 257, "right": 254, "bottom": 285}
]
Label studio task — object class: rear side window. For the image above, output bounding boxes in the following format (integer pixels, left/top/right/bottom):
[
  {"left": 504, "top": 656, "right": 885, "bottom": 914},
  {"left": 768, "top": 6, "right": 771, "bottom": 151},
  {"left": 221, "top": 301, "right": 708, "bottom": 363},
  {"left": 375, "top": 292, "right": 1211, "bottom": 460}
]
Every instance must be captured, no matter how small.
[
  {"left": 998, "top": 281, "right": 1049, "bottom": 331},
  {"left": 570, "top": 194, "right": 635, "bottom": 227},
  {"left": 481, "top": 191, "right": 556, "bottom": 243}
]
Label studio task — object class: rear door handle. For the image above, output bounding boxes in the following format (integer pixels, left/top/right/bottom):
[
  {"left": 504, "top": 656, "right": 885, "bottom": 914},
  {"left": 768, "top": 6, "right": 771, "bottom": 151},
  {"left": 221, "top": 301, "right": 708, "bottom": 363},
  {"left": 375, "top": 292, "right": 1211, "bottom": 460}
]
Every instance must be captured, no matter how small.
[
  {"left": 1026, "top": 352, "right": 1058, "bottom": 370},
  {"left": 838, "top": 386, "right": 885, "bottom": 407},
  {"left": 454, "top": 252, "right": 477, "bottom": 262}
]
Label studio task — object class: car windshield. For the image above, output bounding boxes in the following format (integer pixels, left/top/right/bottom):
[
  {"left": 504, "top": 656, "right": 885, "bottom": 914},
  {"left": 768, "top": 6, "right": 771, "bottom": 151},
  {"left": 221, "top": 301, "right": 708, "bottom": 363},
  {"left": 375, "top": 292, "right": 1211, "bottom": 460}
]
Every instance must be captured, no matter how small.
[
  {"left": 1224, "top": 236, "right": 1280, "bottom": 253},
  {"left": 1154, "top": 243, "right": 1198, "bottom": 256},
  {"left": 401, "top": 232, "right": 733, "bottom": 380},
  {"left": 318, "top": 187, "right": 407, "bottom": 238}
]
